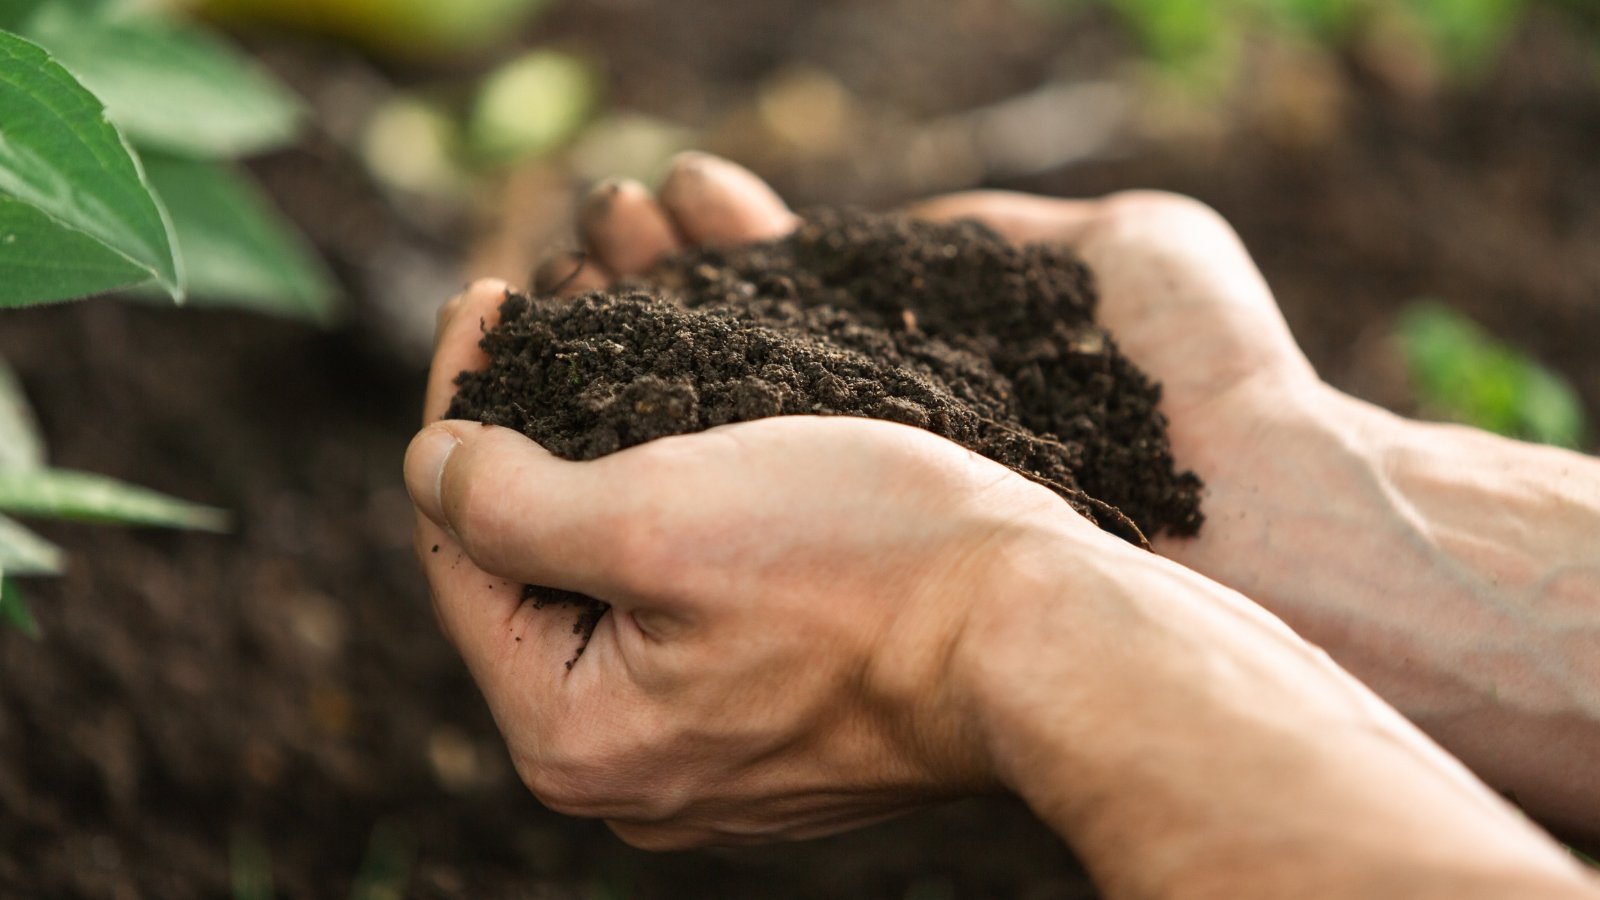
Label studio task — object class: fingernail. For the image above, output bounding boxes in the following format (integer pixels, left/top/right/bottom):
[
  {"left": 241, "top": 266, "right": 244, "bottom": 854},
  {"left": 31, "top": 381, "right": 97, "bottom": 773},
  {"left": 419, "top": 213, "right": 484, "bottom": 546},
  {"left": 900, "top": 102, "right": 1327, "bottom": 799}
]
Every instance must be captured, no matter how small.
[
  {"left": 662, "top": 151, "right": 715, "bottom": 190},
  {"left": 405, "top": 425, "right": 461, "bottom": 531},
  {"left": 582, "top": 177, "right": 624, "bottom": 224},
  {"left": 438, "top": 292, "right": 466, "bottom": 329},
  {"left": 533, "top": 251, "right": 586, "bottom": 294}
]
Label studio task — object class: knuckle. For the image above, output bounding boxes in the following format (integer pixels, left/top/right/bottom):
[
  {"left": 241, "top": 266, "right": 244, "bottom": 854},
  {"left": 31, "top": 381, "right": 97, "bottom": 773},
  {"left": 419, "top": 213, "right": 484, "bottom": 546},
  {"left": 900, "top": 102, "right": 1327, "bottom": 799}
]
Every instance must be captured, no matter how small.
[
  {"left": 1100, "top": 190, "right": 1231, "bottom": 234},
  {"left": 436, "top": 294, "right": 464, "bottom": 330},
  {"left": 608, "top": 822, "right": 703, "bottom": 852},
  {"left": 446, "top": 460, "right": 504, "bottom": 541},
  {"left": 513, "top": 752, "right": 593, "bottom": 816},
  {"left": 466, "top": 276, "right": 511, "bottom": 299}
]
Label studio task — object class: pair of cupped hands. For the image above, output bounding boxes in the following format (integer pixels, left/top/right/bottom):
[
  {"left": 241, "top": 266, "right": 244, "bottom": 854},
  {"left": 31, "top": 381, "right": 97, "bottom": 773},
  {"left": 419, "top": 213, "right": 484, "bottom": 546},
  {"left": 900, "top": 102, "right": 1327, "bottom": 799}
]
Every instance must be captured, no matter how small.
[{"left": 404, "top": 153, "right": 1347, "bottom": 848}]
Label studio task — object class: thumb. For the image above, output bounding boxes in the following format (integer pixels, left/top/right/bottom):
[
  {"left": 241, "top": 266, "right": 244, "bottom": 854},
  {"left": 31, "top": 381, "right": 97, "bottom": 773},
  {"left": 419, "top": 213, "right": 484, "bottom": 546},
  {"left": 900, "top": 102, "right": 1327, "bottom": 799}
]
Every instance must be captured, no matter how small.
[{"left": 404, "top": 421, "right": 622, "bottom": 597}]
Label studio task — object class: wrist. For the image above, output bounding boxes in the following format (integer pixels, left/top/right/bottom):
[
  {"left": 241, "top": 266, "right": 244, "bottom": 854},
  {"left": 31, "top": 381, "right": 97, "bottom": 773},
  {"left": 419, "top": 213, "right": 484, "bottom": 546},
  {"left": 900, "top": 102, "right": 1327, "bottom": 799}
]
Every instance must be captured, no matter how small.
[{"left": 946, "top": 509, "right": 1597, "bottom": 899}]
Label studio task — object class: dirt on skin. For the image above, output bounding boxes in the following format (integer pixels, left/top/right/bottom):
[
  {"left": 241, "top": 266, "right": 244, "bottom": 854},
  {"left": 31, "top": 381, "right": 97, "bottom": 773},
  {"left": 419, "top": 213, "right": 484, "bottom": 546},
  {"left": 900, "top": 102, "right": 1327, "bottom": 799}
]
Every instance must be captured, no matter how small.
[{"left": 447, "top": 210, "right": 1203, "bottom": 651}]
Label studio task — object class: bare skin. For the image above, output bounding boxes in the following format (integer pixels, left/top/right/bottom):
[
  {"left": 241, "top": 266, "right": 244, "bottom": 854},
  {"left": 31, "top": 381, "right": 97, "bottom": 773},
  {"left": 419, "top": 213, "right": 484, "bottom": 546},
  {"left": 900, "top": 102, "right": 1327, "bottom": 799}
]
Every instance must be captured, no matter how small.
[
  {"left": 907, "top": 189, "right": 1600, "bottom": 839},
  {"left": 405, "top": 153, "right": 1600, "bottom": 897}
]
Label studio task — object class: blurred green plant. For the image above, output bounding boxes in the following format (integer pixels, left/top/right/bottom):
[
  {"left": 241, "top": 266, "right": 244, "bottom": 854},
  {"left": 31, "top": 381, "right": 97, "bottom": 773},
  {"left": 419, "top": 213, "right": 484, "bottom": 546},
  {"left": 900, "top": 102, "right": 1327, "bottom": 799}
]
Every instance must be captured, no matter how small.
[
  {"left": 1398, "top": 301, "right": 1589, "bottom": 449},
  {"left": 229, "top": 828, "right": 274, "bottom": 900},
  {"left": 361, "top": 48, "right": 604, "bottom": 201},
  {"left": 0, "top": 568, "right": 38, "bottom": 637},
  {"left": 201, "top": 0, "right": 556, "bottom": 61},
  {"left": 228, "top": 820, "right": 412, "bottom": 900},
  {"left": 349, "top": 819, "right": 414, "bottom": 900},
  {"left": 468, "top": 49, "right": 600, "bottom": 165},
  {"left": 1039, "top": 0, "right": 1587, "bottom": 94},
  {"left": 0, "top": 356, "right": 227, "bottom": 635}
]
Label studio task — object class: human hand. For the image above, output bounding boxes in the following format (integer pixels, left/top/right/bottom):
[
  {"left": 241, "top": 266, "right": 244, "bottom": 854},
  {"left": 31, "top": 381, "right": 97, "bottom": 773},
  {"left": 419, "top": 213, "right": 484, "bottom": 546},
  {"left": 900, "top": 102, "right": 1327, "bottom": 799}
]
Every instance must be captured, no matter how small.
[
  {"left": 910, "top": 188, "right": 1600, "bottom": 841},
  {"left": 404, "top": 157, "right": 1118, "bottom": 848},
  {"left": 905, "top": 191, "right": 1329, "bottom": 572}
]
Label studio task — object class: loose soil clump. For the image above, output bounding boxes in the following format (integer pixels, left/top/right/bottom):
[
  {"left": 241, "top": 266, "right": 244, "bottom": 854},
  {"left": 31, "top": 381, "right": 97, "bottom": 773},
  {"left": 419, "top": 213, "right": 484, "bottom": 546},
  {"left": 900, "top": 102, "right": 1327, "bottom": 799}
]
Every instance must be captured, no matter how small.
[{"left": 448, "top": 209, "right": 1203, "bottom": 653}]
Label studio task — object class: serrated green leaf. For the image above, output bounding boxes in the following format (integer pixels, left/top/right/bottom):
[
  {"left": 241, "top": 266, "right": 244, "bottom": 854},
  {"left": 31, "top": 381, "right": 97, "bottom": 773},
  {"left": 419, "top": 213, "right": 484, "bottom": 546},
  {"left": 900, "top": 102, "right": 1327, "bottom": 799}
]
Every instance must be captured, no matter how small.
[
  {"left": 0, "top": 513, "right": 62, "bottom": 575},
  {"left": 140, "top": 154, "right": 337, "bottom": 323},
  {"left": 0, "top": 355, "right": 46, "bottom": 469},
  {"left": 0, "top": 193, "right": 156, "bottom": 307},
  {"left": 0, "top": 572, "right": 40, "bottom": 638},
  {"left": 22, "top": 11, "right": 303, "bottom": 158},
  {"left": 0, "top": 30, "right": 182, "bottom": 300},
  {"left": 0, "top": 467, "right": 228, "bottom": 531}
]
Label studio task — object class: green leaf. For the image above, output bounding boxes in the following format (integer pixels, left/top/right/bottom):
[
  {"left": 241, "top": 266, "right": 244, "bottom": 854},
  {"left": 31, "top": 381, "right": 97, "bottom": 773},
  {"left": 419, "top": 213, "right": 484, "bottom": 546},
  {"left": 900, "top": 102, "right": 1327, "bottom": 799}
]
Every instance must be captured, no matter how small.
[
  {"left": 1399, "top": 301, "right": 1589, "bottom": 449},
  {"left": 0, "top": 30, "right": 182, "bottom": 300},
  {"left": 0, "top": 468, "right": 228, "bottom": 532},
  {"left": 140, "top": 154, "right": 337, "bottom": 323},
  {"left": 22, "top": 11, "right": 303, "bottom": 158},
  {"left": 0, "top": 194, "right": 157, "bottom": 307},
  {"left": 0, "top": 572, "right": 40, "bottom": 639},
  {"left": 0, "top": 513, "right": 63, "bottom": 575},
  {"left": 0, "top": 355, "right": 45, "bottom": 469}
]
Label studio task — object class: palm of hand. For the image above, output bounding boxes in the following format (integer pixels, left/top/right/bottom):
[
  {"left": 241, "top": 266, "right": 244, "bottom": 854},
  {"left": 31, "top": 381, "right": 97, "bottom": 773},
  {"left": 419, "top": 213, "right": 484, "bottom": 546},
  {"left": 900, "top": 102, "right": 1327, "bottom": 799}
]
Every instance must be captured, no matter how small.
[{"left": 909, "top": 191, "right": 1322, "bottom": 574}]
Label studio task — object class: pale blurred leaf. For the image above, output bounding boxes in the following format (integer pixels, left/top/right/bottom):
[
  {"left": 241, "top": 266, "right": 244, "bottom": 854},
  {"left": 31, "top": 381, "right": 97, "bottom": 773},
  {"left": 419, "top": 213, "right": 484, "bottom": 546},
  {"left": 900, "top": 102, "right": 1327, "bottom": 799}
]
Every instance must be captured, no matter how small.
[
  {"left": 141, "top": 154, "right": 337, "bottom": 323},
  {"left": 24, "top": 10, "right": 302, "bottom": 158},
  {"left": 0, "top": 468, "right": 228, "bottom": 531},
  {"left": 0, "top": 356, "right": 46, "bottom": 469},
  {"left": 0, "top": 513, "right": 63, "bottom": 575}
]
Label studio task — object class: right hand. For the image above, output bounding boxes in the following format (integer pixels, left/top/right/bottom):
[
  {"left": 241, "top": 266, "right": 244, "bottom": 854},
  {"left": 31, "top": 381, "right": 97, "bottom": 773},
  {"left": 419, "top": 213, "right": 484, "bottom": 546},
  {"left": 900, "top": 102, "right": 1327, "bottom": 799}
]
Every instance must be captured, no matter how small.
[{"left": 906, "top": 190, "right": 1329, "bottom": 566}]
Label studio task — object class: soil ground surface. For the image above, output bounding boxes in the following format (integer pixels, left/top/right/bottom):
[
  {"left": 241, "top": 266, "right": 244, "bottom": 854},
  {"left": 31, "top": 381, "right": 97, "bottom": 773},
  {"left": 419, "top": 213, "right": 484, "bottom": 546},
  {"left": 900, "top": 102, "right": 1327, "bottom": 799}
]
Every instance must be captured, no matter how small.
[{"left": 3, "top": 1, "right": 1599, "bottom": 897}]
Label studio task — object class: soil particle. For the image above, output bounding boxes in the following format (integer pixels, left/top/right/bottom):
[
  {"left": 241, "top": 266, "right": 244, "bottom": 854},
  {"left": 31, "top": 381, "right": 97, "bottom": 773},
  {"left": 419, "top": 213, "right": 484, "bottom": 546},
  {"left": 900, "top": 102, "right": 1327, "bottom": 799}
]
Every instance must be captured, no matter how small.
[{"left": 448, "top": 209, "right": 1203, "bottom": 654}]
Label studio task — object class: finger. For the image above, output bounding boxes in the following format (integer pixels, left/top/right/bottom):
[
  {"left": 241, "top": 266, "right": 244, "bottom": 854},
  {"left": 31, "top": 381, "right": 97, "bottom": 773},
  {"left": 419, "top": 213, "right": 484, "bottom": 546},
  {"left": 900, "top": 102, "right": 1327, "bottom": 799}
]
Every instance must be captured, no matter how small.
[
  {"left": 581, "top": 178, "right": 683, "bottom": 276},
  {"left": 426, "top": 278, "right": 516, "bottom": 425},
  {"left": 658, "top": 152, "right": 801, "bottom": 246},
  {"left": 906, "top": 191, "right": 1100, "bottom": 246},
  {"left": 532, "top": 250, "right": 609, "bottom": 297},
  {"left": 404, "top": 421, "right": 625, "bottom": 599}
]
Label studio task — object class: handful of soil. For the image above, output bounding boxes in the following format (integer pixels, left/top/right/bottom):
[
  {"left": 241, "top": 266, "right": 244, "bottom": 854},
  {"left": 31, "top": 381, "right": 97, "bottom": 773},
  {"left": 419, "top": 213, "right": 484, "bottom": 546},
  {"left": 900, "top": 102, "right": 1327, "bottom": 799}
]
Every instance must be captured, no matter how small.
[{"left": 447, "top": 209, "right": 1202, "bottom": 658}]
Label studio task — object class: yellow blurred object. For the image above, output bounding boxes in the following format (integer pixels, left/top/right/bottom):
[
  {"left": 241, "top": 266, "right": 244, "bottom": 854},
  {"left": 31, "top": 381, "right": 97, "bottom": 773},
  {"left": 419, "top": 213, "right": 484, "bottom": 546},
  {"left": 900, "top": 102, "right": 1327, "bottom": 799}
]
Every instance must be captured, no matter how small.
[
  {"left": 197, "top": 0, "right": 554, "bottom": 59},
  {"left": 362, "top": 94, "right": 468, "bottom": 195},
  {"left": 468, "top": 49, "right": 599, "bottom": 164}
]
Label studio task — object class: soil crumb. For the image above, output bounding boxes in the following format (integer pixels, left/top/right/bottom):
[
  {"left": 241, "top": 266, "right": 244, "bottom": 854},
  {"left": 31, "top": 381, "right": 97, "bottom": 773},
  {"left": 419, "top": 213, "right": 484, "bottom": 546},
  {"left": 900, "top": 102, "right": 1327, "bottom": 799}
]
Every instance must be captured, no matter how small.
[{"left": 448, "top": 209, "right": 1203, "bottom": 657}]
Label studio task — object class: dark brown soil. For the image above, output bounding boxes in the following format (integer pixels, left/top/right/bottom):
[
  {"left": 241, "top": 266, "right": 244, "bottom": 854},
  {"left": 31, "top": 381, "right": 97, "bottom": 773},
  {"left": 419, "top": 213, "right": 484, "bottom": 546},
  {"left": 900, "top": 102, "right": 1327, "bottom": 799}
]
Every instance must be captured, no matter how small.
[{"left": 447, "top": 211, "right": 1202, "bottom": 650}]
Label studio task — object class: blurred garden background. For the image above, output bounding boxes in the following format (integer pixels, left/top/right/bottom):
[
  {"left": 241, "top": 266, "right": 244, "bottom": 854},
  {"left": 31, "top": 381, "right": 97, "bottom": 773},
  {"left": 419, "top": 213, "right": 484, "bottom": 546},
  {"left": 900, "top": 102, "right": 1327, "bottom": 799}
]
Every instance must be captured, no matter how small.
[{"left": 2, "top": 0, "right": 1598, "bottom": 895}]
